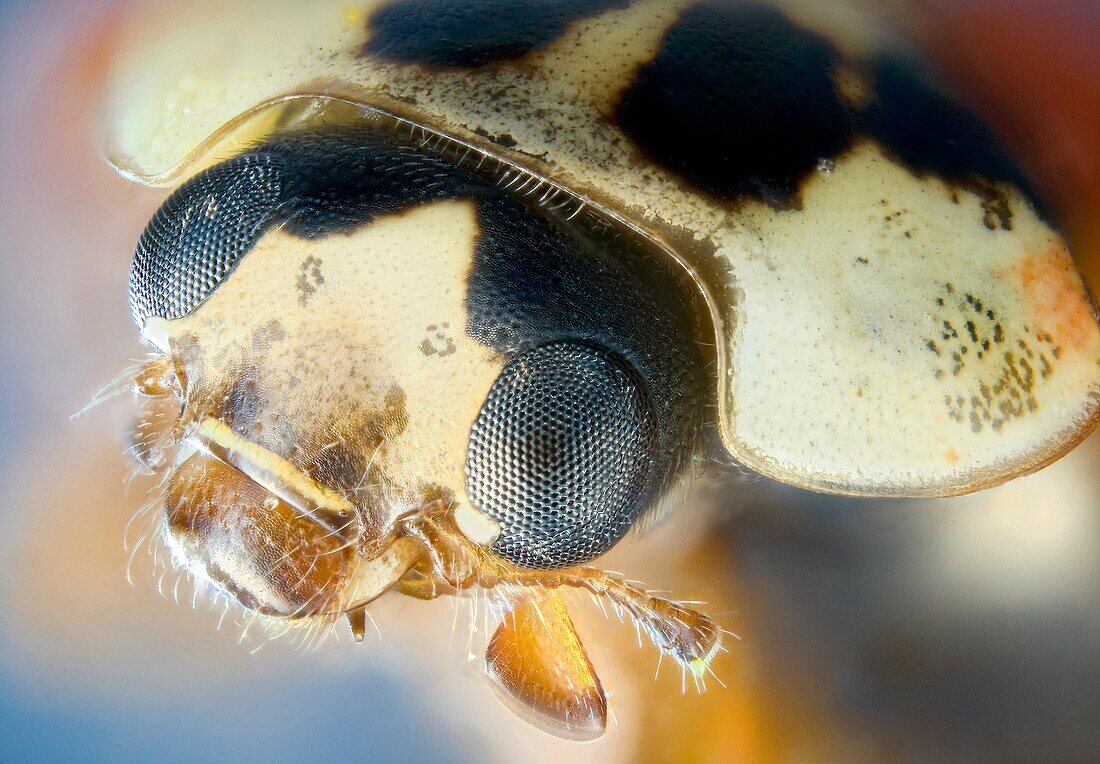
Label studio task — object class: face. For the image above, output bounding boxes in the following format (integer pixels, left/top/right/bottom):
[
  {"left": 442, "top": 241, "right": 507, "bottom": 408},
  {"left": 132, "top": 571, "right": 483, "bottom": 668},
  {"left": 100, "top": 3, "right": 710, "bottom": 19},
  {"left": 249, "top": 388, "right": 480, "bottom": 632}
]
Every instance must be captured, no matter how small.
[
  {"left": 109, "top": 0, "right": 1100, "bottom": 743},
  {"left": 126, "top": 108, "right": 719, "bottom": 739}
]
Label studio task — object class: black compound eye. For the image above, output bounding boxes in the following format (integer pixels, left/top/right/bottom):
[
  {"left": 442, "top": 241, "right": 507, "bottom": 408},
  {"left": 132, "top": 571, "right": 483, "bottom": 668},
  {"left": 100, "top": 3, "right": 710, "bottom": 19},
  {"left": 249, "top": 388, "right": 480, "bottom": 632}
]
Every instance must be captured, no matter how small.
[
  {"left": 129, "top": 153, "right": 285, "bottom": 325},
  {"left": 465, "top": 342, "right": 656, "bottom": 569}
]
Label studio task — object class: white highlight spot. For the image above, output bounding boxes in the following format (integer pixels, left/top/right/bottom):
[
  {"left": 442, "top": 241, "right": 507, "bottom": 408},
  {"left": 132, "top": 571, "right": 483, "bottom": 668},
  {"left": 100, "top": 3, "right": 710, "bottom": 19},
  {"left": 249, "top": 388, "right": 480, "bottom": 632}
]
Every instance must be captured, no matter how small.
[
  {"left": 454, "top": 503, "right": 501, "bottom": 546},
  {"left": 140, "top": 316, "right": 172, "bottom": 353}
]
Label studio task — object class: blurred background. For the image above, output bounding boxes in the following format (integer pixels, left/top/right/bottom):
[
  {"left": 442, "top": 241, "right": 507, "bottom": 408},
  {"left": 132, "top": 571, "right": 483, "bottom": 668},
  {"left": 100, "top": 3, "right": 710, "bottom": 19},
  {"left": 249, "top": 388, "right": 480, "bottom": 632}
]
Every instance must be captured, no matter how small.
[{"left": 1, "top": 1, "right": 1098, "bottom": 762}]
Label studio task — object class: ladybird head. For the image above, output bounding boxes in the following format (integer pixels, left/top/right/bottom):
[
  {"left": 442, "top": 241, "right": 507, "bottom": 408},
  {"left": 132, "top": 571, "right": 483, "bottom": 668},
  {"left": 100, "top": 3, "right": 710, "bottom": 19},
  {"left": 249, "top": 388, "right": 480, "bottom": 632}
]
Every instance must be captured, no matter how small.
[
  {"left": 108, "top": 0, "right": 1100, "bottom": 741},
  {"left": 125, "top": 109, "right": 718, "bottom": 738}
]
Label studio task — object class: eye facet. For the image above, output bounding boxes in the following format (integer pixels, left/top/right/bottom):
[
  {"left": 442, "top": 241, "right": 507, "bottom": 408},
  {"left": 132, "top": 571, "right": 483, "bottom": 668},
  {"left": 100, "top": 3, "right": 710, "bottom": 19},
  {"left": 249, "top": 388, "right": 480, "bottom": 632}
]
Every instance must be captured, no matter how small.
[
  {"left": 465, "top": 341, "right": 656, "bottom": 569},
  {"left": 129, "top": 153, "right": 285, "bottom": 325}
]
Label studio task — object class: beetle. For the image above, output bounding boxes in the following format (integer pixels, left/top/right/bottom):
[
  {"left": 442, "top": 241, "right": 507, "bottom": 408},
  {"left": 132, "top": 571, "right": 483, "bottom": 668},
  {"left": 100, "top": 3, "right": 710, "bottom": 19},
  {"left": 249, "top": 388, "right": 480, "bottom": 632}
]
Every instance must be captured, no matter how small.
[{"left": 103, "top": 0, "right": 1100, "bottom": 741}]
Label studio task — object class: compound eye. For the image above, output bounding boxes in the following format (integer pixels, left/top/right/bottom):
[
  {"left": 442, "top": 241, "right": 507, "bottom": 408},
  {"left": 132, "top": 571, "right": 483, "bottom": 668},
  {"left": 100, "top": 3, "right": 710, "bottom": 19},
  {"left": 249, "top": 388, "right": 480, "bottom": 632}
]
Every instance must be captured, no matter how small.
[
  {"left": 129, "top": 153, "right": 285, "bottom": 325},
  {"left": 465, "top": 342, "right": 656, "bottom": 569}
]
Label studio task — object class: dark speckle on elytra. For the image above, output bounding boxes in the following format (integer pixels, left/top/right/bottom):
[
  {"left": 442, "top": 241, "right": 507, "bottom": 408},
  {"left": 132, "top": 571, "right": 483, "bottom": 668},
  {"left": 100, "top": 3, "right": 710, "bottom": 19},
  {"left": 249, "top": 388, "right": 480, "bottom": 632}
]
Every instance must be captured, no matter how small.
[
  {"left": 927, "top": 283, "right": 1061, "bottom": 433},
  {"left": 362, "top": 0, "right": 630, "bottom": 67}
]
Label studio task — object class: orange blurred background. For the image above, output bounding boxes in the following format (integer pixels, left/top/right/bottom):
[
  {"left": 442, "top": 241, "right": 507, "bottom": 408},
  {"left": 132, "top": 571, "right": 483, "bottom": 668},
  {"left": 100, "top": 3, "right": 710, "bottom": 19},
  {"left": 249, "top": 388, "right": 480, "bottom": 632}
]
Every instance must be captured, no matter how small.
[{"left": 1, "top": 2, "right": 1099, "bottom": 762}]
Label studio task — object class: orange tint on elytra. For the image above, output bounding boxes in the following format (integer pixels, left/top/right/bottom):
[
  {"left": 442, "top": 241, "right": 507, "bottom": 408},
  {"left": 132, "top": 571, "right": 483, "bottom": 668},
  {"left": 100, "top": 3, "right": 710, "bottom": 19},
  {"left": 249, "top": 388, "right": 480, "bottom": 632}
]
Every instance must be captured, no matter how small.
[
  {"left": 1015, "top": 248, "right": 1097, "bottom": 353},
  {"left": 913, "top": 0, "right": 1100, "bottom": 290}
]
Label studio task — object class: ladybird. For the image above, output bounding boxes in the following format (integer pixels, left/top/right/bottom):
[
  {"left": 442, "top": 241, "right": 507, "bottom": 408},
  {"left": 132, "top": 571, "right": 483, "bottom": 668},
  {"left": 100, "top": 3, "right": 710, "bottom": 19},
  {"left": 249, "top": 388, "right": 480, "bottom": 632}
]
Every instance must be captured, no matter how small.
[{"left": 103, "top": 0, "right": 1100, "bottom": 741}]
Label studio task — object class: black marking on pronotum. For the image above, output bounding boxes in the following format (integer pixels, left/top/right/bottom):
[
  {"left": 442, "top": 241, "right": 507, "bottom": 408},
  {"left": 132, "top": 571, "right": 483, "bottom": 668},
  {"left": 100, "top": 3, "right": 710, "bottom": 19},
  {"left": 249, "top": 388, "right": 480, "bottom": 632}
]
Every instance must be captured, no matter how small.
[
  {"left": 363, "top": 0, "right": 629, "bottom": 68},
  {"left": 615, "top": 0, "right": 855, "bottom": 207},
  {"left": 473, "top": 126, "right": 518, "bottom": 149}
]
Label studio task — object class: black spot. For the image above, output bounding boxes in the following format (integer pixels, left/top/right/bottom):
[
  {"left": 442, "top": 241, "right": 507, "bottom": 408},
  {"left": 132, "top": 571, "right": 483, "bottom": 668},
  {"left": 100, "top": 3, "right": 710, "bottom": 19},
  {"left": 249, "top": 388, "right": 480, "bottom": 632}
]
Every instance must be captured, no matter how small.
[
  {"left": 860, "top": 56, "right": 1042, "bottom": 216},
  {"left": 364, "top": 0, "right": 629, "bottom": 67},
  {"left": 615, "top": 1, "right": 854, "bottom": 206}
]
